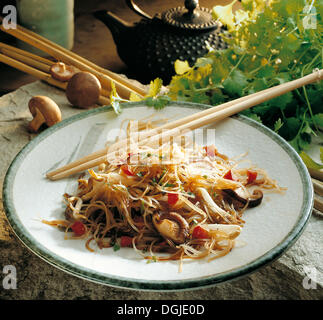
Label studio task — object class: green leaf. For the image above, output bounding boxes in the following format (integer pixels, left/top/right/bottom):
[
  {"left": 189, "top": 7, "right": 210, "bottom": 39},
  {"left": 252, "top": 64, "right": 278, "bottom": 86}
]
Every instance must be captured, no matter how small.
[
  {"left": 278, "top": 117, "right": 301, "bottom": 140},
  {"left": 301, "top": 121, "right": 315, "bottom": 135},
  {"left": 298, "top": 132, "right": 312, "bottom": 150},
  {"left": 257, "top": 65, "right": 275, "bottom": 78},
  {"left": 284, "top": 33, "right": 302, "bottom": 52},
  {"left": 289, "top": 136, "right": 301, "bottom": 152},
  {"left": 251, "top": 103, "right": 272, "bottom": 116},
  {"left": 248, "top": 113, "right": 262, "bottom": 123},
  {"left": 145, "top": 95, "right": 171, "bottom": 110},
  {"left": 210, "top": 88, "right": 227, "bottom": 105},
  {"left": 267, "top": 92, "right": 293, "bottom": 110},
  {"left": 274, "top": 118, "right": 284, "bottom": 132},
  {"left": 222, "top": 69, "right": 248, "bottom": 96},
  {"left": 251, "top": 78, "right": 268, "bottom": 92},
  {"left": 313, "top": 114, "right": 323, "bottom": 128},
  {"left": 271, "top": 73, "right": 291, "bottom": 85}
]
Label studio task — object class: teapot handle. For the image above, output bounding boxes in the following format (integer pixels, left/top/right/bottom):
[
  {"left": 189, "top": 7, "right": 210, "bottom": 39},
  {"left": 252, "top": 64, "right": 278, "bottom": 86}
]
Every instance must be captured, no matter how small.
[{"left": 126, "top": 0, "right": 152, "bottom": 19}]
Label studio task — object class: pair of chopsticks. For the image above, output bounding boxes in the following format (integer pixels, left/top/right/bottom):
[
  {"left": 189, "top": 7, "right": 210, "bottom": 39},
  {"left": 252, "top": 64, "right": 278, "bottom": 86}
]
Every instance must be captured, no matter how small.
[
  {"left": 0, "top": 16, "right": 147, "bottom": 102},
  {"left": 46, "top": 69, "right": 323, "bottom": 181},
  {"left": 0, "top": 42, "right": 109, "bottom": 105}
]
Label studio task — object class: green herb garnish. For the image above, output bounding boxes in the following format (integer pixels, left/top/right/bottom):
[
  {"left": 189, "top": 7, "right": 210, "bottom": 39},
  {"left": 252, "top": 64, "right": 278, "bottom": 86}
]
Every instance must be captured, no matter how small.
[
  {"left": 113, "top": 243, "right": 121, "bottom": 252},
  {"left": 164, "top": 183, "right": 175, "bottom": 188},
  {"left": 192, "top": 219, "right": 199, "bottom": 225},
  {"left": 140, "top": 200, "right": 145, "bottom": 214}
]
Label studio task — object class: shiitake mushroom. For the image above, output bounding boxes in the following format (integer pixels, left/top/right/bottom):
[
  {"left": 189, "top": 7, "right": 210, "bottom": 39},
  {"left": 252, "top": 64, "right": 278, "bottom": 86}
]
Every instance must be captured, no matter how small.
[
  {"left": 223, "top": 188, "right": 264, "bottom": 208},
  {"left": 66, "top": 71, "right": 101, "bottom": 108}
]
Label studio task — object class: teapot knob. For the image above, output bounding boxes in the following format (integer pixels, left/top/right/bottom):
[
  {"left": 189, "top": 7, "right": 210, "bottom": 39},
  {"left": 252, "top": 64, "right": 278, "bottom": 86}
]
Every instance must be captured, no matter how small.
[{"left": 185, "top": 0, "right": 199, "bottom": 16}]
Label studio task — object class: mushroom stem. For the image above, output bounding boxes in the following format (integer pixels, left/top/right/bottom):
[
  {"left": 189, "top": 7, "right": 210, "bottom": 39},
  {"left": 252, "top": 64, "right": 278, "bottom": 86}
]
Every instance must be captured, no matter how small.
[
  {"left": 28, "top": 108, "right": 45, "bottom": 132},
  {"left": 203, "top": 223, "right": 241, "bottom": 239},
  {"left": 28, "top": 96, "right": 62, "bottom": 133},
  {"left": 57, "top": 62, "right": 66, "bottom": 72},
  {"left": 197, "top": 187, "right": 231, "bottom": 222}
]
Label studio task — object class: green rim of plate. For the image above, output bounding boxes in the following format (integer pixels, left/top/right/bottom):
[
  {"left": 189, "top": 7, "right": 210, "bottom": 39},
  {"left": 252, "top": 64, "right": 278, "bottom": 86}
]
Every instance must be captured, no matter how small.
[{"left": 2, "top": 101, "right": 313, "bottom": 291}]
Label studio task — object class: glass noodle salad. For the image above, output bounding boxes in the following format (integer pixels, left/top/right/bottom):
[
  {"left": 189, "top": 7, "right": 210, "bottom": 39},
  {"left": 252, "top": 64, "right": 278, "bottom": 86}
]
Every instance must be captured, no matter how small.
[{"left": 43, "top": 122, "right": 284, "bottom": 270}]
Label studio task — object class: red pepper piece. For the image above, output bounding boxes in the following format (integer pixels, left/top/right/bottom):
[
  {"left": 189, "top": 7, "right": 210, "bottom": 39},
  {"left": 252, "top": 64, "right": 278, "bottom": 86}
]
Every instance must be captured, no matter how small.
[
  {"left": 120, "top": 236, "right": 133, "bottom": 247},
  {"left": 192, "top": 226, "right": 210, "bottom": 239},
  {"left": 223, "top": 170, "right": 233, "bottom": 180},
  {"left": 167, "top": 193, "right": 179, "bottom": 205},
  {"left": 71, "top": 221, "right": 86, "bottom": 236},
  {"left": 121, "top": 164, "right": 135, "bottom": 176},
  {"left": 247, "top": 170, "right": 257, "bottom": 184},
  {"left": 204, "top": 145, "right": 216, "bottom": 157}
]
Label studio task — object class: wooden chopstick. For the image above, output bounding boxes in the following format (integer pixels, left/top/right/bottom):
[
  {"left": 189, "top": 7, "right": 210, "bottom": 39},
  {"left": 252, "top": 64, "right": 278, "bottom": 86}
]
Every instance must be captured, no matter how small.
[
  {"left": 0, "top": 51, "right": 111, "bottom": 105},
  {"left": 314, "top": 194, "right": 323, "bottom": 212},
  {"left": 0, "top": 42, "right": 54, "bottom": 65},
  {"left": 14, "top": 24, "right": 148, "bottom": 98},
  {"left": 46, "top": 85, "right": 280, "bottom": 178},
  {"left": 309, "top": 168, "right": 323, "bottom": 182},
  {"left": 312, "top": 178, "right": 323, "bottom": 196},
  {"left": 0, "top": 42, "right": 53, "bottom": 73},
  {"left": 47, "top": 69, "right": 323, "bottom": 180},
  {"left": 0, "top": 42, "right": 112, "bottom": 99},
  {"left": 0, "top": 18, "right": 146, "bottom": 99}
]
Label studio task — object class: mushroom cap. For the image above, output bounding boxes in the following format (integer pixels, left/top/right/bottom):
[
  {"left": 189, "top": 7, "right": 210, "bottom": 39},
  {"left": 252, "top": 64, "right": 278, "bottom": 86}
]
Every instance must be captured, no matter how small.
[
  {"left": 28, "top": 95, "right": 62, "bottom": 127},
  {"left": 152, "top": 212, "right": 189, "bottom": 244},
  {"left": 223, "top": 187, "right": 263, "bottom": 208},
  {"left": 66, "top": 72, "right": 101, "bottom": 108},
  {"left": 50, "top": 62, "right": 77, "bottom": 82}
]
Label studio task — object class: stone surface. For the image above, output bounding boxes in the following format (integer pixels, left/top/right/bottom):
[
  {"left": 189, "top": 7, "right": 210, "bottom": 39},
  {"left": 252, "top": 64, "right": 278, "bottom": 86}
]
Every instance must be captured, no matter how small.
[{"left": 0, "top": 81, "right": 322, "bottom": 300}]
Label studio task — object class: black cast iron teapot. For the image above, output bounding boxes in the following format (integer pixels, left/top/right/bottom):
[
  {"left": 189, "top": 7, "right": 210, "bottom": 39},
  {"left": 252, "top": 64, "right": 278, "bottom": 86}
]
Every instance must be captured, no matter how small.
[{"left": 94, "top": 0, "right": 227, "bottom": 84}]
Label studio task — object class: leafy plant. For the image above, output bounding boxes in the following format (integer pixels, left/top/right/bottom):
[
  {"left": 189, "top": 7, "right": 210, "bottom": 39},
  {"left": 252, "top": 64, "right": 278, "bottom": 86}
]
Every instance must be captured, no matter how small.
[
  {"left": 110, "top": 0, "right": 322, "bottom": 171},
  {"left": 167, "top": 0, "right": 323, "bottom": 153}
]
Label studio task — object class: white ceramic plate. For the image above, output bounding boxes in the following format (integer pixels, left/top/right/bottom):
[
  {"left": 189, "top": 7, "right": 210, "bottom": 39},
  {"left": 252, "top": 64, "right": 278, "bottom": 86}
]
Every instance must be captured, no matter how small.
[{"left": 3, "top": 102, "right": 313, "bottom": 291}]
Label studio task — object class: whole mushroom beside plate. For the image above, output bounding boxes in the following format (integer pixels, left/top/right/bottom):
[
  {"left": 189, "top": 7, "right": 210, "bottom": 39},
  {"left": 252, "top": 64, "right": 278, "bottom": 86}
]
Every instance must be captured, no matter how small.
[{"left": 28, "top": 95, "right": 62, "bottom": 133}]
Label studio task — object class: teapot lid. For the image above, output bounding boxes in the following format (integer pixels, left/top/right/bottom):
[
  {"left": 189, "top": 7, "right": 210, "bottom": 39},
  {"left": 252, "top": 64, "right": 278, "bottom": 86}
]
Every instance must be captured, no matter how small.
[{"left": 161, "top": 0, "right": 218, "bottom": 30}]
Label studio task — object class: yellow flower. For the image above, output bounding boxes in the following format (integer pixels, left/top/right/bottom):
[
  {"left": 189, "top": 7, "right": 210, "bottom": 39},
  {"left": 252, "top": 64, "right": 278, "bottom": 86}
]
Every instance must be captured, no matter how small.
[
  {"left": 261, "top": 58, "right": 268, "bottom": 66},
  {"left": 212, "top": 0, "right": 238, "bottom": 31},
  {"left": 174, "top": 60, "right": 192, "bottom": 75}
]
